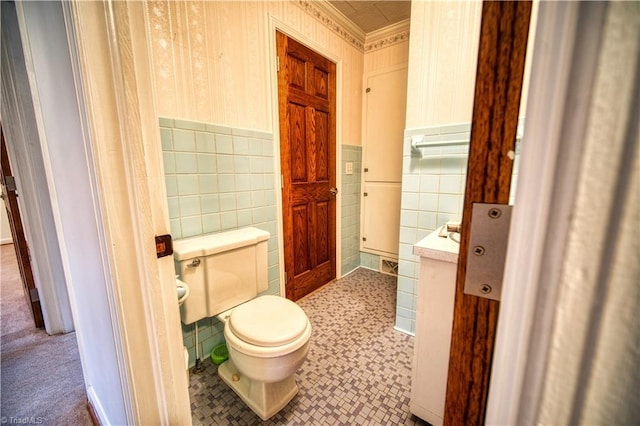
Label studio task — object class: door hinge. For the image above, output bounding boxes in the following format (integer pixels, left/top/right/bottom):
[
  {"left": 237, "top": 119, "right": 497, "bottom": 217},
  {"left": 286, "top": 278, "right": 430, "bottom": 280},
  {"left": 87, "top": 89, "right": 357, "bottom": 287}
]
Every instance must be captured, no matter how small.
[
  {"left": 363, "top": 192, "right": 368, "bottom": 197},
  {"left": 5, "top": 175, "right": 16, "bottom": 191},
  {"left": 362, "top": 237, "right": 367, "bottom": 242},
  {"left": 366, "top": 88, "right": 371, "bottom": 93},
  {"left": 276, "top": 56, "right": 280, "bottom": 72},
  {"left": 464, "top": 203, "right": 513, "bottom": 301},
  {"left": 29, "top": 288, "right": 40, "bottom": 303}
]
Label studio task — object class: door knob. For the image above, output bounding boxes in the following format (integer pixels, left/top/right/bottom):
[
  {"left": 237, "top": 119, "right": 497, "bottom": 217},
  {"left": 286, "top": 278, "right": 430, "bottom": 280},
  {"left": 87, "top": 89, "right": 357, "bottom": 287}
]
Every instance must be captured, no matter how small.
[{"left": 329, "top": 187, "right": 338, "bottom": 196}]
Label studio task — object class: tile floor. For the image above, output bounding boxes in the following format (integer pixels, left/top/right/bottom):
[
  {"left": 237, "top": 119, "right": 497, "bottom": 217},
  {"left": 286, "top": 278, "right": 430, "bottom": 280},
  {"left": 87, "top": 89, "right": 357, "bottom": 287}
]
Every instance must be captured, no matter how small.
[{"left": 189, "top": 268, "right": 428, "bottom": 425}]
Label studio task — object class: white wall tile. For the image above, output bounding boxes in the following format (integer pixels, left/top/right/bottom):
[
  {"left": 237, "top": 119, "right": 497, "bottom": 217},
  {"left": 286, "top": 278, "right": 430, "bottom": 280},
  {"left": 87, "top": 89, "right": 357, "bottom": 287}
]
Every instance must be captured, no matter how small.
[
  {"left": 419, "top": 174, "right": 439, "bottom": 192},
  {"left": 438, "top": 194, "right": 461, "bottom": 214},
  {"left": 179, "top": 195, "right": 201, "bottom": 216},
  {"left": 173, "top": 129, "right": 196, "bottom": 152},
  {"left": 163, "top": 152, "right": 175, "bottom": 174},
  {"left": 217, "top": 175, "right": 235, "bottom": 192},
  {"left": 215, "top": 134, "right": 233, "bottom": 154},
  {"left": 418, "top": 193, "right": 438, "bottom": 211},
  {"left": 176, "top": 175, "right": 198, "bottom": 195},
  {"left": 195, "top": 132, "right": 215, "bottom": 153},
  {"left": 175, "top": 152, "right": 197, "bottom": 173},
  {"left": 200, "top": 194, "right": 219, "bottom": 214},
  {"left": 440, "top": 175, "right": 462, "bottom": 194},
  {"left": 197, "top": 153, "right": 216, "bottom": 173}
]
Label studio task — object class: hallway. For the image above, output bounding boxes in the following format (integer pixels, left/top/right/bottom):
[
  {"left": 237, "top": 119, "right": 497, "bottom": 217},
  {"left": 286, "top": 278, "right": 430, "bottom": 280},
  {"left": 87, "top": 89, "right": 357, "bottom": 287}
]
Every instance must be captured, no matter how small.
[{"left": 0, "top": 244, "right": 91, "bottom": 425}]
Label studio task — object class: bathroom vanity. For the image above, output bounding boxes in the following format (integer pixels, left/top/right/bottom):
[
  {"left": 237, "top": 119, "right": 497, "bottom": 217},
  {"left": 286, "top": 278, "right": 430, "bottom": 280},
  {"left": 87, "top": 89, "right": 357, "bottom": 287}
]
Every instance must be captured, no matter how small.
[{"left": 410, "top": 228, "right": 459, "bottom": 425}]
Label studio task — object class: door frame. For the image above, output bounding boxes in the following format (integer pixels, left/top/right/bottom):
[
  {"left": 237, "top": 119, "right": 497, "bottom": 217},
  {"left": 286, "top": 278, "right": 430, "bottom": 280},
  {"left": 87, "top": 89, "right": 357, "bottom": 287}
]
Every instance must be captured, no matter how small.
[
  {"left": 60, "top": 1, "right": 625, "bottom": 424},
  {"left": 443, "top": 2, "right": 533, "bottom": 424},
  {"left": 267, "top": 15, "right": 344, "bottom": 294},
  {"left": 65, "top": 1, "right": 191, "bottom": 423},
  {"left": 487, "top": 1, "right": 637, "bottom": 422},
  {"left": 1, "top": 2, "right": 74, "bottom": 335}
]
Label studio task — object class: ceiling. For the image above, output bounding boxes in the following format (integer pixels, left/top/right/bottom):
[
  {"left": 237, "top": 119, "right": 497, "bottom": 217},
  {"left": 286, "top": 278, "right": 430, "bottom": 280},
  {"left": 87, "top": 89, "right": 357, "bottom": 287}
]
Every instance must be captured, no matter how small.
[{"left": 328, "top": 1, "right": 411, "bottom": 34}]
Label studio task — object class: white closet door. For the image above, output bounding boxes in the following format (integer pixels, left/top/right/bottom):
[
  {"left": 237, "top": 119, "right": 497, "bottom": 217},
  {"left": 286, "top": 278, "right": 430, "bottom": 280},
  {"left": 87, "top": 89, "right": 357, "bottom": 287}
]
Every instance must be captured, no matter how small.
[
  {"left": 361, "top": 65, "right": 407, "bottom": 256},
  {"left": 362, "top": 182, "right": 401, "bottom": 256},
  {"left": 363, "top": 67, "right": 408, "bottom": 182}
]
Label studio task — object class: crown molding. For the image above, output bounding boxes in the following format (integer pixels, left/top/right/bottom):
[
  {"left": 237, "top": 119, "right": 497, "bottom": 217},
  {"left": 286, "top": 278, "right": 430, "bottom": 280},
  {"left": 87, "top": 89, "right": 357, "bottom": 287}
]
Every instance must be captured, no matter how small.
[
  {"left": 364, "top": 19, "right": 411, "bottom": 52},
  {"left": 295, "top": 0, "right": 365, "bottom": 51},
  {"left": 294, "top": 1, "right": 410, "bottom": 53}
]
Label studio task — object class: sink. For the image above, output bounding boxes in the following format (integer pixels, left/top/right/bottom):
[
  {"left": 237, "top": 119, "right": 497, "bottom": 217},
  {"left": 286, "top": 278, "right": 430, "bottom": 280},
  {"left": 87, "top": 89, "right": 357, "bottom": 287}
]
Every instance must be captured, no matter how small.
[{"left": 176, "top": 277, "right": 190, "bottom": 306}]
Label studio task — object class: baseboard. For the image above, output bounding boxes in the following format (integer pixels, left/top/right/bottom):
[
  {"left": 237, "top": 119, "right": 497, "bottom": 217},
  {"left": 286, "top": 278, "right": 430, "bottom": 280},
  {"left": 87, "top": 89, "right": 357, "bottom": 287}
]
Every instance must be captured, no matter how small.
[
  {"left": 394, "top": 326, "right": 415, "bottom": 337},
  {"left": 340, "top": 266, "right": 360, "bottom": 278},
  {"left": 86, "top": 386, "right": 109, "bottom": 426},
  {"left": 358, "top": 265, "right": 379, "bottom": 272},
  {"left": 1, "top": 238, "right": 13, "bottom": 245}
]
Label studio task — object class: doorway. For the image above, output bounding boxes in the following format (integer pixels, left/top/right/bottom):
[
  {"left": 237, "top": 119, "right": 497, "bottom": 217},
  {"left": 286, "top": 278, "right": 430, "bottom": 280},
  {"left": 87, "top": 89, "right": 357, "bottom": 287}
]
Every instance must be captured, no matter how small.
[
  {"left": 1, "top": 125, "right": 44, "bottom": 328},
  {"left": 276, "top": 31, "right": 338, "bottom": 301}
]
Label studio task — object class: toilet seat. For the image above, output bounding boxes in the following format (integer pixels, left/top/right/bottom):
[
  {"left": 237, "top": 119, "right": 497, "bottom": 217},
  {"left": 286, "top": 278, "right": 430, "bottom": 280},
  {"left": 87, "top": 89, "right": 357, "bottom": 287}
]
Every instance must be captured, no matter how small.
[
  {"left": 229, "top": 295, "right": 309, "bottom": 347},
  {"left": 224, "top": 295, "right": 311, "bottom": 358}
]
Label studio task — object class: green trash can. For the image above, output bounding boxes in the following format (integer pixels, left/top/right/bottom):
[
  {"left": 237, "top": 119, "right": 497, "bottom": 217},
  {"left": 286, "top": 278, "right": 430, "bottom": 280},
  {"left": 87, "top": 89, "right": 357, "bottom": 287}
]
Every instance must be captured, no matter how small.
[{"left": 211, "top": 343, "right": 229, "bottom": 365}]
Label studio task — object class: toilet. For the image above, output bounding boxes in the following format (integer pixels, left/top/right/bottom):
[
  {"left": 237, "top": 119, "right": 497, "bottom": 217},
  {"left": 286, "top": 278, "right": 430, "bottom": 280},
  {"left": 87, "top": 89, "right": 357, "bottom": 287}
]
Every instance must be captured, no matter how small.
[{"left": 173, "top": 227, "right": 311, "bottom": 420}]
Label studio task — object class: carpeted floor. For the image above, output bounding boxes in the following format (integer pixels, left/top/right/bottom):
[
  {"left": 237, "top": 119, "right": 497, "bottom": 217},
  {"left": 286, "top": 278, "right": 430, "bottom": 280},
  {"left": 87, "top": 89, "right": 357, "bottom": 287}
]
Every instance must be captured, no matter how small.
[
  {"left": 189, "top": 268, "right": 428, "bottom": 425},
  {"left": 0, "top": 243, "right": 92, "bottom": 425}
]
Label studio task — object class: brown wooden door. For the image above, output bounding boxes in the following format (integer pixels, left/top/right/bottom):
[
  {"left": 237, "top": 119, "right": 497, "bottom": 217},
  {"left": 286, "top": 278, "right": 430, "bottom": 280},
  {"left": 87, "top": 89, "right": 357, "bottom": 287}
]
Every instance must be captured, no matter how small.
[
  {"left": 276, "top": 31, "right": 337, "bottom": 301},
  {"left": 1, "top": 123, "right": 44, "bottom": 329}
]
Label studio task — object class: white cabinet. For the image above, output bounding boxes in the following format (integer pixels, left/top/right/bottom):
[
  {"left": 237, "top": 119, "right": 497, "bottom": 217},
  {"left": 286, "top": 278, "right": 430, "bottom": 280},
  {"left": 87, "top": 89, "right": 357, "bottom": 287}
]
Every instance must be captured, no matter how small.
[
  {"left": 411, "top": 230, "right": 459, "bottom": 425},
  {"left": 362, "top": 182, "right": 401, "bottom": 255},
  {"left": 360, "top": 65, "right": 408, "bottom": 257}
]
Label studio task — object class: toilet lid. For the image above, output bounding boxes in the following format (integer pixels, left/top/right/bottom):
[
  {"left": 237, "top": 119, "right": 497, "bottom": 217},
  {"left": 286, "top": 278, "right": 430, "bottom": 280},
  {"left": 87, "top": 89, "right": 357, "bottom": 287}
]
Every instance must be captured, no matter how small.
[{"left": 228, "top": 295, "right": 309, "bottom": 347}]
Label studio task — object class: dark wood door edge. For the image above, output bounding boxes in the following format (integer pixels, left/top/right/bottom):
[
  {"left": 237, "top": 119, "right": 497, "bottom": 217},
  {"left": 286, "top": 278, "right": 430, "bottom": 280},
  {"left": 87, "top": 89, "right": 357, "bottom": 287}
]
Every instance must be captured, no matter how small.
[
  {"left": 0, "top": 122, "right": 45, "bottom": 328},
  {"left": 87, "top": 398, "right": 101, "bottom": 425},
  {"left": 443, "top": 2, "right": 532, "bottom": 425}
]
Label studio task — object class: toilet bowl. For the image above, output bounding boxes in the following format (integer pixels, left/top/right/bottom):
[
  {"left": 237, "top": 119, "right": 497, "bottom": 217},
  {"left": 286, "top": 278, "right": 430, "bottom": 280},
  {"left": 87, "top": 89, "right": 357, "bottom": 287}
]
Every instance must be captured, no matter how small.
[
  {"left": 217, "top": 295, "right": 311, "bottom": 420},
  {"left": 173, "top": 228, "right": 312, "bottom": 420}
]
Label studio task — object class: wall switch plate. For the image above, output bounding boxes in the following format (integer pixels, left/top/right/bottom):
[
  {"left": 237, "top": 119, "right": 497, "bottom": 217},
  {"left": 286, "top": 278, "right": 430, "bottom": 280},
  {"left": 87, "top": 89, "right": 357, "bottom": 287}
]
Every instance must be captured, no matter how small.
[{"left": 345, "top": 162, "right": 353, "bottom": 175}]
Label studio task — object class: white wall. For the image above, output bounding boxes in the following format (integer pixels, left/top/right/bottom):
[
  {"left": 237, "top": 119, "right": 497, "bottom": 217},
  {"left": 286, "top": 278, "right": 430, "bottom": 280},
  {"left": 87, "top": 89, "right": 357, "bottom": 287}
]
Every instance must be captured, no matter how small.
[
  {"left": 12, "top": 2, "right": 128, "bottom": 424},
  {"left": 1, "top": 1, "right": 73, "bottom": 335},
  {"left": 394, "top": 0, "right": 482, "bottom": 334},
  {"left": 405, "top": 1, "right": 482, "bottom": 129},
  {"left": 144, "top": 0, "right": 364, "bottom": 146}
]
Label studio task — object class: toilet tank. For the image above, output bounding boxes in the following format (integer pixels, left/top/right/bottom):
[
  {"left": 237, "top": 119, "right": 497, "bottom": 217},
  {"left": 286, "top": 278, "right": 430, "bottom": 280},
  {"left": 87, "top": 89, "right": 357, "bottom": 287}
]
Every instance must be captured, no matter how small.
[{"left": 174, "top": 227, "right": 270, "bottom": 324}]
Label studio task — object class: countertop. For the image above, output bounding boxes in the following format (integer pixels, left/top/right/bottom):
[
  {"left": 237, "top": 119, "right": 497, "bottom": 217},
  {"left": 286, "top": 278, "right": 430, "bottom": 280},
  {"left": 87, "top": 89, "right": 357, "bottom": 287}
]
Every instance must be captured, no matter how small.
[{"left": 413, "top": 227, "right": 460, "bottom": 264}]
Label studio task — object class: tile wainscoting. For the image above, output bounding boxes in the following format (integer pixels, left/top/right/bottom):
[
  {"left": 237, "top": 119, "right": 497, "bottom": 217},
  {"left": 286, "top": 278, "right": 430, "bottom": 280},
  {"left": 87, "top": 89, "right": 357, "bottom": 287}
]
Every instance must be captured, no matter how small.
[{"left": 160, "top": 119, "right": 378, "bottom": 363}]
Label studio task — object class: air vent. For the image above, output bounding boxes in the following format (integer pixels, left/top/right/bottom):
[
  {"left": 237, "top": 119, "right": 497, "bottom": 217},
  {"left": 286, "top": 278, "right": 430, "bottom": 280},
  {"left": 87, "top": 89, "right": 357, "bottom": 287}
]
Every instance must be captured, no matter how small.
[{"left": 379, "top": 258, "right": 398, "bottom": 276}]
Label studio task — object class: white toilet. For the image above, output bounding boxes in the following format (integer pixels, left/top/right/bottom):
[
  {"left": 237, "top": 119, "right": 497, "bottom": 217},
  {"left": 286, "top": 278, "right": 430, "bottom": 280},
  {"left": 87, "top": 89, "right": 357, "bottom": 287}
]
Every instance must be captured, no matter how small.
[{"left": 173, "top": 227, "right": 311, "bottom": 420}]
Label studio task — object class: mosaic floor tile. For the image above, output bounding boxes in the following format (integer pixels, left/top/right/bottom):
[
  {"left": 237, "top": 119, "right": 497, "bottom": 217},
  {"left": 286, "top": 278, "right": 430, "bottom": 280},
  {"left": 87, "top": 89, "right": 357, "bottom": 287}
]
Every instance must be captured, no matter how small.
[{"left": 189, "top": 268, "right": 428, "bottom": 425}]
